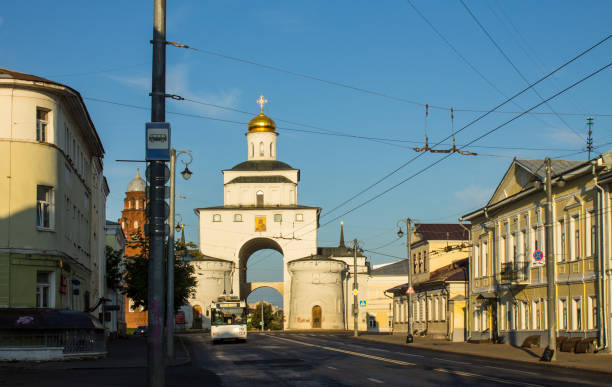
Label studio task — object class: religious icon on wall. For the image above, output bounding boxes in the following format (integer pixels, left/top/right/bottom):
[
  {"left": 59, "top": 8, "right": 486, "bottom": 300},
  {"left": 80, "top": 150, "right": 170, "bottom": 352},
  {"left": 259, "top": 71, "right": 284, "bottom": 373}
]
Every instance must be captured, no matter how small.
[{"left": 255, "top": 216, "right": 266, "bottom": 232}]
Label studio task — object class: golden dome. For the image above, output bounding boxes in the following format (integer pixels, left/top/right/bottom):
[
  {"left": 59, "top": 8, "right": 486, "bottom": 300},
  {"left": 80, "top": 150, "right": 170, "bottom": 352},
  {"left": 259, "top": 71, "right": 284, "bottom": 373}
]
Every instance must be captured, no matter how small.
[{"left": 248, "top": 112, "right": 276, "bottom": 132}]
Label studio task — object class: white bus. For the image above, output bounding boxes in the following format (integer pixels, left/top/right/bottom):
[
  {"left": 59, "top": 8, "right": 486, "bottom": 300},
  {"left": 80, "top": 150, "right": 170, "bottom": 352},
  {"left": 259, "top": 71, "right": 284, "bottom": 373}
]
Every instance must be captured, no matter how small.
[{"left": 210, "top": 297, "right": 247, "bottom": 343}]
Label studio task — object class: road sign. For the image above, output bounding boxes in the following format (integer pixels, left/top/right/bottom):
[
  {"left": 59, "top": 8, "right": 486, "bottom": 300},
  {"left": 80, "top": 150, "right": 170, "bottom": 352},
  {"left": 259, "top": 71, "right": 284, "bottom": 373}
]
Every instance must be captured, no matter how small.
[
  {"left": 260, "top": 321, "right": 264, "bottom": 326},
  {"left": 406, "top": 286, "right": 415, "bottom": 295},
  {"left": 533, "top": 250, "right": 545, "bottom": 266},
  {"left": 352, "top": 289, "right": 358, "bottom": 295},
  {"left": 146, "top": 122, "right": 171, "bottom": 161},
  {"left": 359, "top": 300, "right": 366, "bottom": 307}
]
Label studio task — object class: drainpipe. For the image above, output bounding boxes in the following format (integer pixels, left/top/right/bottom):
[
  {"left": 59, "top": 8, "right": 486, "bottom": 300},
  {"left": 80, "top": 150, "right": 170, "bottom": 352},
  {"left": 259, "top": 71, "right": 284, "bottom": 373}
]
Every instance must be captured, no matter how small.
[
  {"left": 459, "top": 218, "right": 471, "bottom": 341},
  {"left": 592, "top": 163, "right": 608, "bottom": 351}
]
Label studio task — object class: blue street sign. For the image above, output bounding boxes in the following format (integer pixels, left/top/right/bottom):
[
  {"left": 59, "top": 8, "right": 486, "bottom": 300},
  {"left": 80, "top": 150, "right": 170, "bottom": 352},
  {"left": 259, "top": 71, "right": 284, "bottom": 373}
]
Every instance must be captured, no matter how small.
[
  {"left": 146, "top": 122, "right": 171, "bottom": 161},
  {"left": 359, "top": 300, "right": 366, "bottom": 307}
]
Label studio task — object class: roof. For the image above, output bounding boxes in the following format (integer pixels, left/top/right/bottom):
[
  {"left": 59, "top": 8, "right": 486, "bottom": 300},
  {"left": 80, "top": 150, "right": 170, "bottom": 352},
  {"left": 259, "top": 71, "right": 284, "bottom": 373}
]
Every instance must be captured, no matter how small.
[
  {"left": 105, "top": 220, "right": 119, "bottom": 225},
  {"left": 386, "top": 258, "right": 468, "bottom": 293},
  {"left": 371, "top": 259, "right": 410, "bottom": 276},
  {"left": 192, "top": 255, "right": 233, "bottom": 263},
  {"left": 196, "top": 205, "right": 321, "bottom": 211},
  {"left": 515, "top": 158, "right": 586, "bottom": 181},
  {"left": 0, "top": 308, "right": 104, "bottom": 330},
  {"left": 127, "top": 169, "right": 146, "bottom": 192},
  {"left": 227, "top": 160, "right": 296, "bottom": 171},
  {"left": 0, "top": 68, "right": 105, "bottom": 156},
  {"left": 413, "top": 224, "right": 470, "bottom": 242},
  {"left": 288, "top": 254, "right": 341, "bottom": 263},
  {"left": 226, "top": 175, "right": 294, "bottom": 184}
]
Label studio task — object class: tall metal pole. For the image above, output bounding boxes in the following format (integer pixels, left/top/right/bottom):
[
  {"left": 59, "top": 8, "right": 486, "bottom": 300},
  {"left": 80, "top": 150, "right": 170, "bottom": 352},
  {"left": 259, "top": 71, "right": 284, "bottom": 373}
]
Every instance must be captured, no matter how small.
[
  {"left": 545, "top": 157, "right": 557, "bottom": 361},
  {"left": 406, "top": 219, "right": 413, "bottom": 343},
  {"left": 149, "top": 0, "right": 166, "bottom": 384},
  {"left": 166, "top": 149, "right": 176, "bottom": 360},
  {"left": 353, "top": 239, "right": 359, "bottom": 337},
  {"left": 261, "top": 302, "right": 264, "bottom": 332}
]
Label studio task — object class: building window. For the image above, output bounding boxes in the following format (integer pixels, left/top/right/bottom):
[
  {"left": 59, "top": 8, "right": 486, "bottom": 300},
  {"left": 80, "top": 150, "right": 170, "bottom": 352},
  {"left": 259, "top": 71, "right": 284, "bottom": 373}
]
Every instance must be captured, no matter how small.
[
  {"left": 256, "top": 191, "right": 264, "bottom": 207},
  {"left": 481, "top": 241, "right": 488, "bottom": 277},
  {"left": 587, "top": 296, "right": 597, "bottom": 329},
  {"left": 36, "top": 185, "right": 53, "bottom": 229},
  {"left": 259, "top": 141, "right": 264, "bottom": 156},
  {"left": 558, "top": 219, "right": 566, "bottom": 262},
  {"left": 570, "top": 214, "right": 580, "bottom": 261},
  {"left": 520, "top": 301, "right": 528, "bottom": 330},
  {"left": 250, "top": 143, "right": 254, "bottom": 157},
  {"left": 571, "top": 298, "right": 582, "bottom": 331},
  {"left": 586, "top": 210, "right": 593, "bottom": 257},
  {"left": 234, "top": 214, "right": 242, "bottom": 222},
  {"left": 133, "top": 220, "right": 138, "bottom": 229},
  {"left": 36, "top": 271, "right": 54, "bottom": 308},
  {"left": 274, "top": 214, "right": 282, "bottom": 222},
  {"left": 368, "top": 316, "right": 377, "bottom": 328},
  {"left": 213, "top": 214, "right": 221, "bottom": 222},
  {"left": 559, "top": 298, "right": 568, "bottom": 330},
  {"left": 36, "top": 108, "right": 49, "bottom": 142},
  {"left": 135, "top": 200, "right": 140, "bottom": 210},
  {"left": 295, "top": 213, "right": 303, "bottom": 222},
  {"left": 270, "top": 142, "right": 274, "bottom": 157}
]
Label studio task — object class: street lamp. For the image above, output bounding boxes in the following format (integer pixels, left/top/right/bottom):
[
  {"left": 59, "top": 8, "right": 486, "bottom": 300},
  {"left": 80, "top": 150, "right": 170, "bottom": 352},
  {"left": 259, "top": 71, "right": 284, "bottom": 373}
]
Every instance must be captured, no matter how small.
[
  {"left": 397, "top": 218, "right": 414, "bottom": 344},
  {"left": 167, "top": 149, "right": 192, "bottom": 360}
]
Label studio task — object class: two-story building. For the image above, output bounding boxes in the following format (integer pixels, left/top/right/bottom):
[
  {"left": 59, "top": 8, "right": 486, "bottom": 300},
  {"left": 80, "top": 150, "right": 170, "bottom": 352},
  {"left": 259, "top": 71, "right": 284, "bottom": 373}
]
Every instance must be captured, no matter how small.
[{"left": 462, "top": 156, "right": 611, "bottom": 351}]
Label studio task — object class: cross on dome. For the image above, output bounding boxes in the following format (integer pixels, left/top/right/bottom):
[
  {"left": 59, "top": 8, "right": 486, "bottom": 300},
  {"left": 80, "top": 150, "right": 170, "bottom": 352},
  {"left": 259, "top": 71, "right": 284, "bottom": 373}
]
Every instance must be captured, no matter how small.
[{"left": 256, "top": 94, "right": 268, "bottom": 113}]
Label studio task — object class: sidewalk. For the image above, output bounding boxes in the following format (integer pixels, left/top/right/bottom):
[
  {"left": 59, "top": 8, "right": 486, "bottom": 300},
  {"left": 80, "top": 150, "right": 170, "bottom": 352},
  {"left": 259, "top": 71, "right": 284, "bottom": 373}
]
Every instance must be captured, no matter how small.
[
  {"left": 0, "top": 335, "right": 190, "bottom": 370},
  {"left": 357, "top": 333, "right": 612, "bottom": 374}
]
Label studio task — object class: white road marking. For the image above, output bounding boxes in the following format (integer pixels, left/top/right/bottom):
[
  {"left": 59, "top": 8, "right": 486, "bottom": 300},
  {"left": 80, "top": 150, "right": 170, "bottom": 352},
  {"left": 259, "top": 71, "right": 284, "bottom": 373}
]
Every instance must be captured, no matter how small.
[
  {"left": 433, "top": 357, "right": 471, "bottom": 365},
  {"left": 484, "top": 365, "right": 539, "bottom": 376},
  {"left": 266, "top": 335, "right": 543, "bottom": 387},
  {"left": 327, "top": 366, "right": 338, "bottom": 370},
  {"left": 368, "top": 377, "right": 384, "bottom": 384}
]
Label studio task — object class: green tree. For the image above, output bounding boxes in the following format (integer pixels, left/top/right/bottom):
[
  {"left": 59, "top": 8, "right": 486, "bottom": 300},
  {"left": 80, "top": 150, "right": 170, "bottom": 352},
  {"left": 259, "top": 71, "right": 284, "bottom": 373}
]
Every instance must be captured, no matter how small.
[
  {"left": 248, "top": 302, "right": 283, "bottom": 330},
  {"left": 105, "top": 246, "right": 124, "bottom": 292},
  {"left": 124, "top": 232, "right": 198, "bottom": 312}
]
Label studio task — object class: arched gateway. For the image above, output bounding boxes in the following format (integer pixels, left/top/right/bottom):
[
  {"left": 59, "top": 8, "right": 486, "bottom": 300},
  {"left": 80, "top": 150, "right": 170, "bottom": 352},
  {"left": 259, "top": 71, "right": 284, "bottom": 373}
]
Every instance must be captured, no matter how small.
[{"left": 187, "top": 96, "right": 348, "bottom": 330}]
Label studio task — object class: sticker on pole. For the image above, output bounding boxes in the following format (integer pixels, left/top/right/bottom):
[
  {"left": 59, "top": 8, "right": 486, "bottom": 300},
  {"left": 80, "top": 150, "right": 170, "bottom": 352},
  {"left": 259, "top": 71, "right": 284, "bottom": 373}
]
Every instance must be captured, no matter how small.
[
  {"left": 532, "top": 250, "right": 545, "bottom": 266},
  {"left": 146, "top": 122, "right": 171, "bottom": 161},
  {"left": 352, "top": 289, "right": 358, "bottom": 295},
  {"left": 406, "top": 286, "right": 415, "bottom": 295}
]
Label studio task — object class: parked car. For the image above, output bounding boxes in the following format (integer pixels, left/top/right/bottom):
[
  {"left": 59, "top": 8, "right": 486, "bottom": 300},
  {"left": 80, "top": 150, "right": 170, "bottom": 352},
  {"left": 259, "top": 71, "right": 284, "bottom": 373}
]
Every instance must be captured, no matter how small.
[{"left": 133, "top": 325, "right": 148, "bottom": 336}]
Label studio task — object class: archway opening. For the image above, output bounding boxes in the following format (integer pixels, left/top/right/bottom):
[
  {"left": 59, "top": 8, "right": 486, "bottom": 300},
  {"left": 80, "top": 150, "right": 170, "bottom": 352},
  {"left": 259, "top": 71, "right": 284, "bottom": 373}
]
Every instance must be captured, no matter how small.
[
  {"left": 238, "top": 238, "right": 283, "bottom": 298},
  {"left": 247, "top": 287, "right": 284, "bottom": 330}
]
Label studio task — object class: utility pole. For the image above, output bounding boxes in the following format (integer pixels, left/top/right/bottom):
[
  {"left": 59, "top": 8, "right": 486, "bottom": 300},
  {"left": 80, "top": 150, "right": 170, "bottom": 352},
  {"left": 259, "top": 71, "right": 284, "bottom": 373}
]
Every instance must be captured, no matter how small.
[
  {"left": 543, "top": 157, "right": 557, "bottom": 361},
  {"left": 149, "top": 0, "right": 166, "bottom": 384},
  {"left": 406, "top": 220, "right": 413, "bottom": 343},
  {"left": 261, "top": 302, "right": 264, "bottom": 332},
  {"left": 586, "top": 117, "right": 594, "bottom": 160},
  {"left": 397, "top": 219, "right": 414, "bottom": 343},
  {"left": 353, "top": 239, "right": 359, "bottom": 337}
]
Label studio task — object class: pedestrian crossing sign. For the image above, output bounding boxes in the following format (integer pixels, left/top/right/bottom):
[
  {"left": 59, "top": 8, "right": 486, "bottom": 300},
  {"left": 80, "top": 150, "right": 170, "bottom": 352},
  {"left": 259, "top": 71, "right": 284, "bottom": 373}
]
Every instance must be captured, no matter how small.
[
  {"left": 359, "top": 300, "right": 366, "bottom": 307},
  {"left": 406, "top": 286, "right": 415, "bottom": 295}
]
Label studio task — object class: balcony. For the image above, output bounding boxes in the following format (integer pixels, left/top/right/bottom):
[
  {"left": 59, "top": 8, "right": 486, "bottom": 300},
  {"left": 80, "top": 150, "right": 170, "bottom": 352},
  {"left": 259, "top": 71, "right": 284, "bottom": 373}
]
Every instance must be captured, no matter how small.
[{"left": 500, "top": 261, "right": 530, "bottom": 284}]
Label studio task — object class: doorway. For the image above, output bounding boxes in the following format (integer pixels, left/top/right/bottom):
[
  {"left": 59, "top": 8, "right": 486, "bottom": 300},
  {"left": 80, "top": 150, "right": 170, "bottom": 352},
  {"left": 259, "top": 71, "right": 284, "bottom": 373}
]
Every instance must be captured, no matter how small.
[{"left": 312, "top": 305, "right": 322, "bottom": 328}]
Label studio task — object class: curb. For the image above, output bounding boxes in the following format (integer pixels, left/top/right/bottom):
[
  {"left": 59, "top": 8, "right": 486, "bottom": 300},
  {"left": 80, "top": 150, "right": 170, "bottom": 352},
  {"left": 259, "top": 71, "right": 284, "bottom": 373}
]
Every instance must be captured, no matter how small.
[{"left": 354, "top": 335, "right": 612, "bottom": 376}]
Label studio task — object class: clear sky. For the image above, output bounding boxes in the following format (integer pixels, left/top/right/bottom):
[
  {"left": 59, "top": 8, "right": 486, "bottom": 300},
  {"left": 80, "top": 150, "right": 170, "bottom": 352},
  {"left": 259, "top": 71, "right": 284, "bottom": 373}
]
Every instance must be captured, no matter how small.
[{"left": 2, "top": 1, "right": 611, "bottom": 306}]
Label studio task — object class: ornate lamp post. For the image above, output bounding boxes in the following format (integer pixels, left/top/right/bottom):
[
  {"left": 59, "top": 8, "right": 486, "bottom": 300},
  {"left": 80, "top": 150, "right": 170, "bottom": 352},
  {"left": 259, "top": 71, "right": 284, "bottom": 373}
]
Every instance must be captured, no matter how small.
[{"left": 167, "top": 149, "right": 192, "bottom": 360}]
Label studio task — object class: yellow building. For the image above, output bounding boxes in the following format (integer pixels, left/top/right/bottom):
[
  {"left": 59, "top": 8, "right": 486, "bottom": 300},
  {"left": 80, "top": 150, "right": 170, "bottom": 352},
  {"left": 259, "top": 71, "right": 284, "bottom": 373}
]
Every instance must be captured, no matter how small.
[
  {"left": 387, "top": 224, "right": 470, "bottom": 340},
  {"left": 462, "top": 156, "right": 611, "bottom": 352},
  {"left": 0, "top": 68, "right": 107, "bottom": 312}
]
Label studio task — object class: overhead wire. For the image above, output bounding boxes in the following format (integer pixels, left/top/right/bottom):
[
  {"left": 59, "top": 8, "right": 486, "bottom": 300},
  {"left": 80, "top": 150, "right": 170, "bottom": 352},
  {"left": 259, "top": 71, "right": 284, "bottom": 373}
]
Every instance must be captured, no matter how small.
[
  {"left": 166, "top": 40, "right": 612, "bottom": 118},
  {"left": 299, "top": 60, "right": 612, "bottom": 240},
  {"left": 459, "top": 0, "right": 586, "bottom": 141}
]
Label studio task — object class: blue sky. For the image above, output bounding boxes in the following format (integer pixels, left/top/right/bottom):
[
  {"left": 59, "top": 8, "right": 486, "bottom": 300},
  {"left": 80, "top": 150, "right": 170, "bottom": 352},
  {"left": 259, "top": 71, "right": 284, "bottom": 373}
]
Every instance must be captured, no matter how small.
[{"left": 2, "top": 1, "right": 611, "bottom": 306}]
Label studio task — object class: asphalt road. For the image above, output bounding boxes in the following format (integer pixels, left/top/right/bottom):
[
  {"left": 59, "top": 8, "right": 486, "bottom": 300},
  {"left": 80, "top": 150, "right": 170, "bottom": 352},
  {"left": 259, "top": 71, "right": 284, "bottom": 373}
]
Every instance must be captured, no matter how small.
[
  {"left": 1, "top": 332, "right": 610, "bottom": 386},
  {"left": 188, "top": 332, "right": 612, "bottom": 386}
]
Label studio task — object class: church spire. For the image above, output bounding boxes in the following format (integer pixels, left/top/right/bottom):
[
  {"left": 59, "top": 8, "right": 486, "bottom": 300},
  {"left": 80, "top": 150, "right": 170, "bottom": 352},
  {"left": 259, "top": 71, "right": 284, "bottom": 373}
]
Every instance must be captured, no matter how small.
[{"left": 339, "top": 221, "right": 345, "bottom": 248}]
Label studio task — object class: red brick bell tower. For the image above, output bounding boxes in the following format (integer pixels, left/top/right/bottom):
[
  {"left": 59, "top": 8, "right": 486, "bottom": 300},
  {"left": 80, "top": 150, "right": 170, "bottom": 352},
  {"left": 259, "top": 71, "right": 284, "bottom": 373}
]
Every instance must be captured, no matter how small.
[{"left": 119, "top": 169, "right": 148, "bottom": 328}]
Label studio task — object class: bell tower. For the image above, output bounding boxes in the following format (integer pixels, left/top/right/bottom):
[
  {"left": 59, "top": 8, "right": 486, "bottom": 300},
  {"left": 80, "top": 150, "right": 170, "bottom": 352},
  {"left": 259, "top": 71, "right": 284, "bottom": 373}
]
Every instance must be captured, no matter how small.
[{"left": 246, "top": 94, "right": 278, "bottom": 161}]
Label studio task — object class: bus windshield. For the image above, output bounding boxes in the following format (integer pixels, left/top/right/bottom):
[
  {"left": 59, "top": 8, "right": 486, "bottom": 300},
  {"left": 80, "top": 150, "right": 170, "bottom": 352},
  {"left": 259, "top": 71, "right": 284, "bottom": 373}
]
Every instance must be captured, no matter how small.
[{"left": 211, "top": 307, "right": 246, "bottom": 326}]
